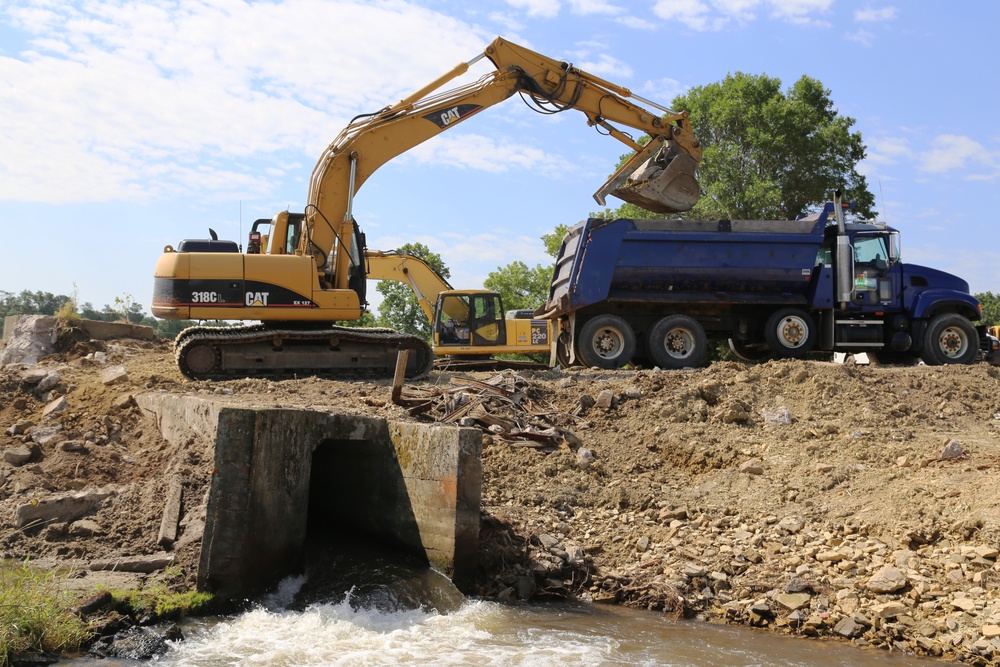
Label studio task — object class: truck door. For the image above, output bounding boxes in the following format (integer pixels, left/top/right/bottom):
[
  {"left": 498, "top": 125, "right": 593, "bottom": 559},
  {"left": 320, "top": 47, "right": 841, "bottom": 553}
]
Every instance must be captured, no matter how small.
[{"left": 846, "top": 233, "right": 900, "bottom": 311}]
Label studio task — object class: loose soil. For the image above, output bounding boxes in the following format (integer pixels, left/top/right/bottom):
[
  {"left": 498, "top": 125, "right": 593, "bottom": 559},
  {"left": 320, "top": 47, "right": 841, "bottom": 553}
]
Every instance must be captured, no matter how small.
[{"left": 4, "top": 329, "right": 1000, "bottom": 664}]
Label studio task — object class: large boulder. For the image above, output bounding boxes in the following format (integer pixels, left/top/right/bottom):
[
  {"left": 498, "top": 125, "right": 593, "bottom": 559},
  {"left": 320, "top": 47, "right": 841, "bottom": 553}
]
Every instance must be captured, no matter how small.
[{"left": 0, "top": 315, "right": 58, "bottom": 367}]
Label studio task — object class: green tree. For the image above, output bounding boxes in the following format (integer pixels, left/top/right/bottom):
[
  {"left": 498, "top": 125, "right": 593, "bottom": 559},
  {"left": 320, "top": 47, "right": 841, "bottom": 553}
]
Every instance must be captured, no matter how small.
[
  {"left": 375, "top": 242, "right": 449, "bottom": 339},
  {"left": 976, "top": 292, "right": 1000, "bottom": 326},
  {"left": 599, "top": 72, "right": 875, "bottom": 221},
  {"left": 541, "top": 225, "right": 571, "bottom": 258},
  {"left": 483, "top": 261, "right": 553, "bottom": 313}
]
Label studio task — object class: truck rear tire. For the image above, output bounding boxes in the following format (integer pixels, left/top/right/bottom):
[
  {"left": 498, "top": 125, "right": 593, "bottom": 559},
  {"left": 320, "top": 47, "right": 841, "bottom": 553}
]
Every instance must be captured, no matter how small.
[
  {"left": 765, "top": 308, "right": 816, "bottom": 358},
  {"left": 577, "top": 315, "right": 636, "bottom": 369},
  {"left": 648, "top": 315, "right": 708, "bottom": 369},
  {"left": 920, "top": 314, "right": 978, "bottom": 365}
]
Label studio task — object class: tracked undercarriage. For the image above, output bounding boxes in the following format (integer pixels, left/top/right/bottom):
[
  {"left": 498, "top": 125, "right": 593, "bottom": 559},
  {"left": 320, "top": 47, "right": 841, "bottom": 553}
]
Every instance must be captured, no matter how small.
[{"left": 174, "top": 324, "right": 434, "bottom": 381}]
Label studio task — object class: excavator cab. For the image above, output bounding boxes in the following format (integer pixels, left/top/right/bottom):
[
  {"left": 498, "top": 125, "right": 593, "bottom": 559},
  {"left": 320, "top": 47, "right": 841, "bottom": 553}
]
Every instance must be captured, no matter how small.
[{"left": 435, "top": 291, "right": 506, "bottom": 347}]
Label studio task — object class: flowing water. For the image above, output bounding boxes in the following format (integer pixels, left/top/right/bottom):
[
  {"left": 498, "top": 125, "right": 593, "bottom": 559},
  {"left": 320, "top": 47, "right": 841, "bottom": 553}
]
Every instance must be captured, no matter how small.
[{"left": 57, "top": 538, "right": 950, "bottom": 667}]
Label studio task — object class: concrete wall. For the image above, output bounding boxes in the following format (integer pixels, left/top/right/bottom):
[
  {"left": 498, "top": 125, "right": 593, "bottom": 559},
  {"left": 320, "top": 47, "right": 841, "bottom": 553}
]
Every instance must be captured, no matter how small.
[{"left": 136, "top": 394, "right": 481, "bottom": 599}]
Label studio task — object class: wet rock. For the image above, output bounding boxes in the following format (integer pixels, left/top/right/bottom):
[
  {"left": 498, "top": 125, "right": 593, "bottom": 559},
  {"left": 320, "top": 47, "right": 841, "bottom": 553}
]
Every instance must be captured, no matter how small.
[
  {"left": 89, "top": 625, "right": 177, "bottom": 660},
  {"left": 834, "top": 616, "right": 864, "bottom": 638},
  {"left": 73, "top": 590, "right": 114, "bottom": 616}
]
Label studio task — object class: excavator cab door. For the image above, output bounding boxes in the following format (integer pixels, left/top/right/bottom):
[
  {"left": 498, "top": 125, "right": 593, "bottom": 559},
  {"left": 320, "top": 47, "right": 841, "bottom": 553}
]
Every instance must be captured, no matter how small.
[{"left": 469, "top": 294, "right": 506, "bottom": 347}]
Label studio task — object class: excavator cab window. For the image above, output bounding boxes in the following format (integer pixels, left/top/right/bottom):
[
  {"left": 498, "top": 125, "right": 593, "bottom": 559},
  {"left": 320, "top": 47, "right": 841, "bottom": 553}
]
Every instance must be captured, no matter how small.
[
  {"left": 436, "top": 294, "right": 472, "bottom": 345},
  {"left": 285, "top": 219, "right": 302, "bottom": 254}
]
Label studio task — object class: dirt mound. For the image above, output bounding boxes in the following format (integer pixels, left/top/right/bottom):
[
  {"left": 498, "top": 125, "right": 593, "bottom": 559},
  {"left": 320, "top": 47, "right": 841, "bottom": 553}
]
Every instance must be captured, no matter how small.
[{"left": 4, "top": 325, "right": 1000, "bottom": 663}]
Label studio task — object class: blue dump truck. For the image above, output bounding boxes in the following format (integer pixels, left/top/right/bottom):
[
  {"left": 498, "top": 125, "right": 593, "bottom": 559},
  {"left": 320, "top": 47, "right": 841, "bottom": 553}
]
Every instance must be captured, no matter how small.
[{"left": 541, "top": 199, "right": 999, "bottom": 369}]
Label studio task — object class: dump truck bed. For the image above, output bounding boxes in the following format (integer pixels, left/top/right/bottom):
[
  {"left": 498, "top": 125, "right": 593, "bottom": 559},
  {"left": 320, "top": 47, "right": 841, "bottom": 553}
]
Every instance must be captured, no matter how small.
[{"left": 542, "top": 215, "right": 828, "bottom": 319}]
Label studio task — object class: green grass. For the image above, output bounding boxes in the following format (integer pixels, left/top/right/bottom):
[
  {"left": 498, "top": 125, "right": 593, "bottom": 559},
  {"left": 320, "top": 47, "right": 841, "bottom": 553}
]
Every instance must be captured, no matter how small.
[
  {"left": 0, "top": 561, "right": 91, "bottom": 665},
  {"left": 111, "top": 586, "right": 214, "bottom": 619}
]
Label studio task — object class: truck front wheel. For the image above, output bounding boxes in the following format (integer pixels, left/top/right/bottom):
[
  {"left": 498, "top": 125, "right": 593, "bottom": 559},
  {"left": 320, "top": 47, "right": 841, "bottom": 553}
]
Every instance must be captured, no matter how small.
[
  {"left": 765, "top": 308, "right": 816, "bottom": 358},
  {"left": 920, "top": 314, "right": 978, "bottom": 365},
  {"left": 648, "top": 315, "right": 708, "bottom": 369},
  {"left": 577, "top": 315, "right": 636, "bottom": 369}
]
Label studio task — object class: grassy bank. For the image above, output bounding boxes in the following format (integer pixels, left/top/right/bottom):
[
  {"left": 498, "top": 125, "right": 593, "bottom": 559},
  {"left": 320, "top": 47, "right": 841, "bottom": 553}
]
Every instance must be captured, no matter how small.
[{"left": 0, "top": 561, "right": 90, "bottom": 665}]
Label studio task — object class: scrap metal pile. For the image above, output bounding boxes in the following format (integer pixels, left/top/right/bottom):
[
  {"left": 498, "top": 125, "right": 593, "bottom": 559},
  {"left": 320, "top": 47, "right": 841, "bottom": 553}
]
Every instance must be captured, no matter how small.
[{"left": 392, "top": 370, "right": 584, "bottom": 451}]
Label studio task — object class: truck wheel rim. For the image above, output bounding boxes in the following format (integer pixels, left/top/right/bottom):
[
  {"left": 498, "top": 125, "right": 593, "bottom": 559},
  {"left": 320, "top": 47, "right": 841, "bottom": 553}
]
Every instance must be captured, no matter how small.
[
  {"left": 664, "top": 328, "right": 695, "bottom": 358},
  {"left": 593, "top": 328, "right": 625, "bottom": 359},
  {"left": 938, "top": 327, "right": 969, "bottom": 358},
  {"left": 776, "top": 316, "right": 808, "bottom": 348}
]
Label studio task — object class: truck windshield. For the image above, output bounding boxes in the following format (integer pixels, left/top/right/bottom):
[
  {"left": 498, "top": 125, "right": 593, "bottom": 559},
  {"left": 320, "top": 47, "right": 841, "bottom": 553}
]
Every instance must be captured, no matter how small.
[{"left": 854, "top": 234, "right": 890, "bottom": 270}]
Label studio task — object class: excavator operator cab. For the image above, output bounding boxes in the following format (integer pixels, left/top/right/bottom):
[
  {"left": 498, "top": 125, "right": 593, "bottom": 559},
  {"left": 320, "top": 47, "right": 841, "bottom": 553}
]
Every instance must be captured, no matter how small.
[{"left": 435, "top": 291, "right": 507, "bottom": 347}]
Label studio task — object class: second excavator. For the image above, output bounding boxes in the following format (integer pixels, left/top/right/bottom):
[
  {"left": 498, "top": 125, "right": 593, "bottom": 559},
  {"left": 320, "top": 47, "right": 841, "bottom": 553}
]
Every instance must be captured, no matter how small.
[{"left": 151, "top": 36, "right": 702, "bottom": 380}]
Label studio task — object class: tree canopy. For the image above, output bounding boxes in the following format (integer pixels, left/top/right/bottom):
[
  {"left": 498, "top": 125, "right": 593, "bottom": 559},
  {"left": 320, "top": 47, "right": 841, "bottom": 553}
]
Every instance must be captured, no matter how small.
[
  {"left": 599, "top": 72, "right": 875, "bottom": 221},
  {"left": 374, "top": 242, "right": 449, "bottom": 340}
]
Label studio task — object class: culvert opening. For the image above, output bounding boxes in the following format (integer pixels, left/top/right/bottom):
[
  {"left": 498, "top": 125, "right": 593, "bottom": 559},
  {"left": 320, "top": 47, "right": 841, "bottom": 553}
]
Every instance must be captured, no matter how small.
[
  {"left": 298, "top": 436, "right": 447, "bottom": 610},
  {"left": 306, "top": 437, "right": 428, "bottom": 564}
]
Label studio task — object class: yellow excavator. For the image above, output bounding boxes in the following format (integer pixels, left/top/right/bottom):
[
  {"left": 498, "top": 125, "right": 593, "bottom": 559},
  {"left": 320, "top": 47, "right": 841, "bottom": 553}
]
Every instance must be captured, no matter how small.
[
  {"left": 152, "top": 36, "right": 702, "bottom": 380},
  {"left": 364, "top": 250, "right": 551, "bottom": 369}
]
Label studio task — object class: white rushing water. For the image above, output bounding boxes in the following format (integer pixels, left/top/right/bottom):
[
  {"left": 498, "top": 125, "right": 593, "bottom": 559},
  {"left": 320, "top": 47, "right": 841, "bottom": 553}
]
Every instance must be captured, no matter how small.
[
  {"left": 58, "top": 544, "right": 950, "bottom": 667},
  {"left": 77, "top": 591, "right": 942, "bottom": 667}
]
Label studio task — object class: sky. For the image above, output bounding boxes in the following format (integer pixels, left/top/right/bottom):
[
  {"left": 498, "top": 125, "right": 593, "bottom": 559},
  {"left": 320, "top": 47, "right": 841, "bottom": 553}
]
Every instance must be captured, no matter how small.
[{"left": 2, "top": 0, "right": 999, "bottom": 318}]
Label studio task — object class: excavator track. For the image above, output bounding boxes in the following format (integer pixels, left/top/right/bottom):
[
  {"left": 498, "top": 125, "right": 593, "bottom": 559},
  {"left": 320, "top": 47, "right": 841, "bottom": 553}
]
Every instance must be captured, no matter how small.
[{"left": 173, "top": 323, "right": 433, "bottom": 381}]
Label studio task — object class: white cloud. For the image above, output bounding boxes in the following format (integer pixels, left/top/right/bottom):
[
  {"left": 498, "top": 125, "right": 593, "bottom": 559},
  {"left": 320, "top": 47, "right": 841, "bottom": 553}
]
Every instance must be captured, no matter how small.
[
  {"left": 402, "top": 133, "right": 569, "bottom": 176},
  {"left": 846, "top": 29, "right": 876, "bottom": 47},
  {"left": 766, "top": 0, "right": 833, "bottom": 25},
  {"left": 615, "top": 14, "right": 656, "bottom": 29},
  {"left": 652, "top": 0, "right": 829, "bottom": 31},
  {"left": 653, "top": 0, "right": 713, "bottom": 30},
  {"left": 640, "top": 78, "right": 688, "bottom": 106},
  {"left": 918, "top": 135, "right": 994, "bottom": 174},
  {"left": 0, "top": 1, "right": 496, "bottom": 204},
  {"left": 576, "top": 52, "right": 633, "bottom": 78},
  {"left": 504, "top": 0, "right": 561, "bottom": 18},
  {"left": 855, "top": 5, "right": 897, "bottom": 22},
  {"left": 865, "top": 136, "right": 913, "bottom": 166},
  {"left": 567, "top": 0, "right": 622, "bottom": 15}
]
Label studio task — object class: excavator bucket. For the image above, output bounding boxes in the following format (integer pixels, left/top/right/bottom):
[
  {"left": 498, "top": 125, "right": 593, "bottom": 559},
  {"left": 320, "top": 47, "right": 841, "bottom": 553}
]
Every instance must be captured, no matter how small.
[{"left": 594, "top": 138, "right": 700, "bottom": 214}]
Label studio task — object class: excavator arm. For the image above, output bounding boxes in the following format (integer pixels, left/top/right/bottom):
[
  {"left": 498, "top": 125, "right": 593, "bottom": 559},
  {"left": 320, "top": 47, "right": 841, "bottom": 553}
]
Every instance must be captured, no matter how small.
[
  {"left": 363, "top": 250, "right": 454, "bottom": 323},
  {"left": 305, "top": 36, "right": 702, "bottom": 292}
]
